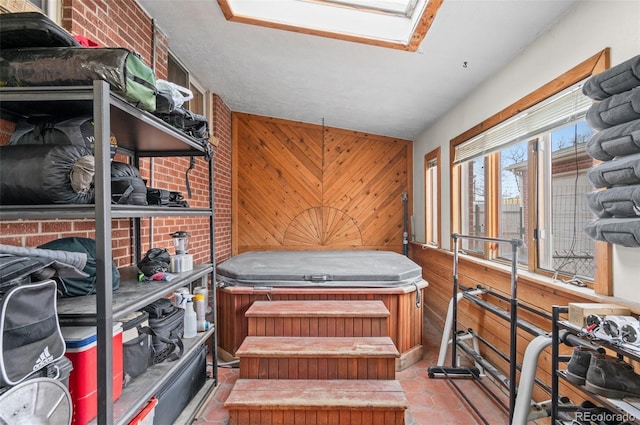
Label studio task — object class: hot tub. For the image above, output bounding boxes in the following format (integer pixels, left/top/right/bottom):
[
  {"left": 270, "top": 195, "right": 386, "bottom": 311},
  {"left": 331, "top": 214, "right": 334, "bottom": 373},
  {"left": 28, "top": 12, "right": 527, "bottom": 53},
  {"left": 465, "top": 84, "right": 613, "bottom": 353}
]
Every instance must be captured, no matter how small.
[{"left": 215, "top": 250, "right": 428, "bottom": 370}]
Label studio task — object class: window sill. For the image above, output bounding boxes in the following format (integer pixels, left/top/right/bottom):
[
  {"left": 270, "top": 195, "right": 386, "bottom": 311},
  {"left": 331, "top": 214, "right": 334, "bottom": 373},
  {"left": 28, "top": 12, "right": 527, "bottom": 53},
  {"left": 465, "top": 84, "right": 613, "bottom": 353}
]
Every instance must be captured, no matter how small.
[{"left": 410, "top": 241, "right": 640, "bottom": 314}]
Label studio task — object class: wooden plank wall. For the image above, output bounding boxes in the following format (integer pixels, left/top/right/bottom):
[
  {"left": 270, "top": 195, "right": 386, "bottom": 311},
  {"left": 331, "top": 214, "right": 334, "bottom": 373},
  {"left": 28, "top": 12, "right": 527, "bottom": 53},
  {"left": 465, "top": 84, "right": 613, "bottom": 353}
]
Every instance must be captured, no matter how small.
[
  {"left": 409, "top": 243, "right": 608, "bottom": 405},
  {"left": 233, "top": 113, "right": 412, "bottom": 253}
]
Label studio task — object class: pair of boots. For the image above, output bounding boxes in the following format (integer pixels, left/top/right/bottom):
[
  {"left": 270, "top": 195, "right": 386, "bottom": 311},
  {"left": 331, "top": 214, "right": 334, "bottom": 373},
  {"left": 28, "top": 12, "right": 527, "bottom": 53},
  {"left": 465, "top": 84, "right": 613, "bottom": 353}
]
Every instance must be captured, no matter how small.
[{"left": 566, "top": 346, "right": 640, "bottom": 399}]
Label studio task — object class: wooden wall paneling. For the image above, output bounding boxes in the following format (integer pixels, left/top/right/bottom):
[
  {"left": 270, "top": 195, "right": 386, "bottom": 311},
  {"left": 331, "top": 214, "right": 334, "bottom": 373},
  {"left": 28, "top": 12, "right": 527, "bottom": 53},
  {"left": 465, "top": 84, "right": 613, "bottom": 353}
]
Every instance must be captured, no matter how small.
[
  {"left": 409, "top": 242, "right": 608, "bottom": 406},
  {"left": 233, "top": 113, "right": 412, "bottom": 252},
  {"left": 324, "top": 131, "right": 409, "bottom": 248},
  {"left": 235, "top": 115, "right": 323, "bottom": 249}
]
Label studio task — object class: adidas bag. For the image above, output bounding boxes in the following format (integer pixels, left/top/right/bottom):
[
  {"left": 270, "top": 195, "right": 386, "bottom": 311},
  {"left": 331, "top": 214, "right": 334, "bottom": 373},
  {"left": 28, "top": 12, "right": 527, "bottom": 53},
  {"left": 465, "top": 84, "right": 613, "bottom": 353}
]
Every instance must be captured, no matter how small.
[{"left": 0, "top": 279, "right": 65, "bottom": 387}]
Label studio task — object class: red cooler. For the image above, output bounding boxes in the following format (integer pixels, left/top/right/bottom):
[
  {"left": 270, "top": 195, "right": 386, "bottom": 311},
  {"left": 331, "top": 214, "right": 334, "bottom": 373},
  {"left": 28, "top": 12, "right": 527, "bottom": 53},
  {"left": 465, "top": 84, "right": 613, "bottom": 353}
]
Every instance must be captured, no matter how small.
[{"left": 62, "top": 323, "right": 123, "bottom": 425}]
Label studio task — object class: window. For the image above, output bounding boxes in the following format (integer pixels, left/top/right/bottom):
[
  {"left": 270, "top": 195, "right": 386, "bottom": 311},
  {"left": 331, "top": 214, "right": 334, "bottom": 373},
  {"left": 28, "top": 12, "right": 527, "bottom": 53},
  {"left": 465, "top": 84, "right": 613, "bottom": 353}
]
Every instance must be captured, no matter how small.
[
  {"left": 424, "top": 148, "right": 440, "bottom": 246},
  {"left": 168, "top": 53, "right": 207, "bottom": 115},
  {"left": 450, "top": 49, "right": 611, "bottom": 292},
  {"left": 23, "top": 0, "right": 59, "bottom": 21},
  {"left": 217, "top": 0, "right": 444, "bottom": 51},
  {"left": 541, "top": 121, "right": 596, "bottom": 278},
  {"left": 460, "top": 157, "right": 486, "bottom": 254},
  {"left": 499, "top": 140, "right": 529, "bottom": 264}
]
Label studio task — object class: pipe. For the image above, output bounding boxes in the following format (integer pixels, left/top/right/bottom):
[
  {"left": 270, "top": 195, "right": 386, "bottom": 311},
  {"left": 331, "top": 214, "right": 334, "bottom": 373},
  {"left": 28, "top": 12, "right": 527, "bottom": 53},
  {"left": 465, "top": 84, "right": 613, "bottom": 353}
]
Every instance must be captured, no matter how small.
[
  {"left": 461, "top": 291, "right": 546, "bottom": 336},
  {"left": 511, "top": 334, "right": 552, "bottom": 425},
  {"left": 437, "top": 289, "right": 484, "bottom": 366},
  {"left": 402, "top": 192, "right": 408, "bottom": 256}
]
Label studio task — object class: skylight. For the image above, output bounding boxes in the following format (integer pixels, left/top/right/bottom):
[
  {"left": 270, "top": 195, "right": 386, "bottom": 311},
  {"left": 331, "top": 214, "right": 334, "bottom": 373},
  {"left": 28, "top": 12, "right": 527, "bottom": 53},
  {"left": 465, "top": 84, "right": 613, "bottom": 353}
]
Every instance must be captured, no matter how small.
[
  {"left": 217, "top": 0, "right": 443, "bottom": 51},
  {"left": 305, "top": 0, "right": 420, "bottom": 18}
]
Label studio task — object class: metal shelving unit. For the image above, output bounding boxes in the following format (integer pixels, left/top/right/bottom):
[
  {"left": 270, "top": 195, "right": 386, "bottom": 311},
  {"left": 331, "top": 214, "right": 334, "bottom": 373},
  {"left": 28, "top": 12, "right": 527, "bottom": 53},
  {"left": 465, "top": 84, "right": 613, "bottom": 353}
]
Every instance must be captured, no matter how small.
[
  {"left": 428, "top": 233, "right": 528, "bottom": 424},
  {"left": 0, "top": 81, "right": 217, "bottom": 425},
  {"left": 551, "top": 306, "right": 640, "bottom": 424}
]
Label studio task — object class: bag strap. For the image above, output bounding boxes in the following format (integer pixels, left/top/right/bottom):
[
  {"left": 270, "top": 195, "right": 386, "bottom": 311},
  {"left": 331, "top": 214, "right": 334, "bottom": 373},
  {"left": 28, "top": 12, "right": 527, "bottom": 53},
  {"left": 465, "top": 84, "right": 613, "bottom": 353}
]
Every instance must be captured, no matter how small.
[
  {"left": 138, "top": 325, "right": 184, "bottom": 363},
  {"left": 185, "top": 156, "right": 195, "bottom": 198},
  {"left": 113, "top": 184, "right": 134, "bottom": 204}
]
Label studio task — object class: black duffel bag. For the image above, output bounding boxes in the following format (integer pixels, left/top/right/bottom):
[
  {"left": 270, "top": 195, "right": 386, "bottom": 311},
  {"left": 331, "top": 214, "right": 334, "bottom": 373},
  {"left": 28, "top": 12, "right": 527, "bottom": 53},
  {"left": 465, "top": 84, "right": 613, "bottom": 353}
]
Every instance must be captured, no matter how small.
[
  {"left": 9, "top": 115, "right": 118, "bottom": 158},
  {"left": 111, "top": 161, "right": 147, "bottom": 206},
  {"left": 0, "top": 145, "right": 95, "bottom": 205},
  {"left": 0, "top": 47, "right": 157, "bottom": 112}
]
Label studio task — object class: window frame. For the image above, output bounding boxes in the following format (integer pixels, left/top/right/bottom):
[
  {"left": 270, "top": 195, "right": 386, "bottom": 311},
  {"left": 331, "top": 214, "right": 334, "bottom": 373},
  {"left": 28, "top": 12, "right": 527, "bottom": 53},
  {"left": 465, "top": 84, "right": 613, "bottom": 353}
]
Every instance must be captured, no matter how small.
[
  {"left": 424, "top": 147, "right": 441, "bottom": 247},
  {"left": 449, "top": 48, "right": 612, "bottom": 295}
]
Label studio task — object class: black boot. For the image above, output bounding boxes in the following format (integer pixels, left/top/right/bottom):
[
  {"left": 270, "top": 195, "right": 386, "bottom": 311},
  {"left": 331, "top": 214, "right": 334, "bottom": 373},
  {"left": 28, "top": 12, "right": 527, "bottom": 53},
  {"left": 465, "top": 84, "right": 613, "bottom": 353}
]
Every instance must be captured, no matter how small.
[
  {"left": 586, "top": 353, "right": 640, "bottom": 399},
  {"left": 566, "top": 346, "right": 595, "bottom": 385}
]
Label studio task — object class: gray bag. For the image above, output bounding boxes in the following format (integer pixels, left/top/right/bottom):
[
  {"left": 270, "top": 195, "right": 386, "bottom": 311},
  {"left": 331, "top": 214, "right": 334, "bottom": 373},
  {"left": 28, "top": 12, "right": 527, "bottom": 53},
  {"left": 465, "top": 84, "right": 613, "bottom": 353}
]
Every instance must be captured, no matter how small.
[
  {"left": 587, "top": 152, "right": 640, "bottom": 188},
  {"left": 0, "top": 280, "right": 65, "bottom": 387},
  {"left": 584, "top": 218, "right": 640, "bottom": 247}
]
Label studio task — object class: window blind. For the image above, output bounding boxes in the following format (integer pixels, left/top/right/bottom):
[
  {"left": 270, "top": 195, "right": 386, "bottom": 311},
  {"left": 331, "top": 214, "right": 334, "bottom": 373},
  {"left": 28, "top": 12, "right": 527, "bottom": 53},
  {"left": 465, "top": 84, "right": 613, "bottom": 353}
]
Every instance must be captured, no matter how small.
[{"left": 453, "top": 83, "right": 592, "bottom": 164}]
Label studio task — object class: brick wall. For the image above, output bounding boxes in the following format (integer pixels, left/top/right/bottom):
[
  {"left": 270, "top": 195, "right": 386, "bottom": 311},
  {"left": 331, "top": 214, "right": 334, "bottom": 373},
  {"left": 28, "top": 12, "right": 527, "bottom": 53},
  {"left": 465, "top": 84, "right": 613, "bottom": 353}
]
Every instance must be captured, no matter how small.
[
  {"left": 61, "top": 0, "right": 154, "bottom": 65},
  {"left": 0, "top": 1, "right": 234, "bottom": 267},
  {"left": 212, "top": 94, "right": 232, "bottom": 263}
]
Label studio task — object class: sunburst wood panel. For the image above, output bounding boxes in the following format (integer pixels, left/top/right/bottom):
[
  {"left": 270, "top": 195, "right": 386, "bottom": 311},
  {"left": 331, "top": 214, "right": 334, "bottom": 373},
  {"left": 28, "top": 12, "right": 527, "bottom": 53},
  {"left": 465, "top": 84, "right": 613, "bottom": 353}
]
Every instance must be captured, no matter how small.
[
  {"left": 235, "top": 114, "right": 323, "bottom": 249},
  {"left": 233, "top": 113, "right": 412, "bottom": 253}
]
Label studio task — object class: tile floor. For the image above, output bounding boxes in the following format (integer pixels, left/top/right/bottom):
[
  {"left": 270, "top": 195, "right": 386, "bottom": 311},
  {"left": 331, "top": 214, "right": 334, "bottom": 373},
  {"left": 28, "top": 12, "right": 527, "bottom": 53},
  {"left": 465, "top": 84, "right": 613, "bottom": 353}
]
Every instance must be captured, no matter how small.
[{"left": 195, "top": 317, "right": 513, "bottom": 425}]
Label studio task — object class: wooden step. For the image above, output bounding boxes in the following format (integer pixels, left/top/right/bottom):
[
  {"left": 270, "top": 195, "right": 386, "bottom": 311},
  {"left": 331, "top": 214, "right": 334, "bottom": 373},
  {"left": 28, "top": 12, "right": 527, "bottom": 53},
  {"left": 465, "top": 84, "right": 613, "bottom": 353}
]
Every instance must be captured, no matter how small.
[
  {"left": 225, "top": 379, "right": 407, "bottom": 425},
  {"left": 246, "top": 300, "right": 390, "bottom": 338},
  {"left": 237, "top": 336, "right": 399, "bottom": 379}
]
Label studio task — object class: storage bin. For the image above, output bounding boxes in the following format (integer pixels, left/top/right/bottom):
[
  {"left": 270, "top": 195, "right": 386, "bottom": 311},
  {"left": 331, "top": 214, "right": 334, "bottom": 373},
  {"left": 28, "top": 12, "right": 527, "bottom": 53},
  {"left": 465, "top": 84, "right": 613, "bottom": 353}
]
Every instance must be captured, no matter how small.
[
  {"left": 129, "top": 396, "right": 157, "bottom": 425},
  {"left": 61, "top": 323, "right": 123, "bottom": 425},
  {"left": 34, "top": 355, "right": 73, "bottom": 389}
]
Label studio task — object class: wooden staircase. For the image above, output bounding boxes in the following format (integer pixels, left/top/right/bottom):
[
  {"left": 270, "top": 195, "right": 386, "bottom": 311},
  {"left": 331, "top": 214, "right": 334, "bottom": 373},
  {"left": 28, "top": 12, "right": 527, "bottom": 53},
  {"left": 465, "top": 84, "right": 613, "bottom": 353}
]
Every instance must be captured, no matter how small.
[{"left": 224, "top": 300, "right": 408, "bottom": 425}]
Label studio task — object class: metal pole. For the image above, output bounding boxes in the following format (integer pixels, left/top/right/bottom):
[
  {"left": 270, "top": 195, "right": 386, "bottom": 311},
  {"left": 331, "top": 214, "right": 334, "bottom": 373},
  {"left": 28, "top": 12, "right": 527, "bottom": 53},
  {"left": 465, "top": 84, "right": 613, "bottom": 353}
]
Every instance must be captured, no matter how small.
[
  {"left": 94, "top": 80, "right": 114, "bottom": 425},
  {"left": 451, "top": 234, "right": 460, "bottom": 367},
  {"left": 512, "top": 334, "right": 552, "bottom": 425},
  {"left": 509, "top": 240, "right": 519, "bottom": 424},
  {"left": 402, "top": 192, "right": 408, "bottom": 256},
  {"left": 551, "top": 306, "right": 561, "bottom": 424}
]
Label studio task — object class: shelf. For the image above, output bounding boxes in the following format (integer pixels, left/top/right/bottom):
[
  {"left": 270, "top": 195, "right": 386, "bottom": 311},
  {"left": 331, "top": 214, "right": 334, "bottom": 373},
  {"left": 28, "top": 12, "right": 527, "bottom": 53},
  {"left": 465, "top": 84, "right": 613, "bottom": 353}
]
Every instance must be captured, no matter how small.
[
  {"left": 556, "top": 371, "right": 640, "bottom": 422},
  {"left": 552, "top": 307, "right": 640, "bottom": 424},
  {"left": 557, "top": 320, "right": 640, "bottom": 359},
  {"left": 57, "top": 264, "right": 213, "bottom": 322},
  {"left": 0, "top": 86, "right": 209, "bottom": 156},
  {"left": 87, "top": 325, "right": 216, "bottom": 425},
  {"left": 0, "top": 204, "right": 214, "bottom": 220},
  {"left": 0, "top": 82, "right": 217, "bottom": 425}
]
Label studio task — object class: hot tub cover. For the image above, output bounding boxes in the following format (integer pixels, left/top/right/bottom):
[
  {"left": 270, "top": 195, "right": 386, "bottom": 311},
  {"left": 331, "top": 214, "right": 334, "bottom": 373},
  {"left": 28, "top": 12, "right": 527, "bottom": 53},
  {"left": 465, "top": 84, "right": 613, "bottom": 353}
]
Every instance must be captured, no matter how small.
[{"left": 216, "top": 250, "right": 424, "bottom": 287}]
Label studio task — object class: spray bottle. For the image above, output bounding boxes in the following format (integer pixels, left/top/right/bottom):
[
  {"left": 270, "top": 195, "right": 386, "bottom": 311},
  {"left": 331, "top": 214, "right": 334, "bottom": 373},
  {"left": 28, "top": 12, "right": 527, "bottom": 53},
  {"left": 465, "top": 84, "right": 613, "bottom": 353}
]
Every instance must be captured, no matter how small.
[{"left": 183, "top": 294, "right": 197, "bottom": 338}]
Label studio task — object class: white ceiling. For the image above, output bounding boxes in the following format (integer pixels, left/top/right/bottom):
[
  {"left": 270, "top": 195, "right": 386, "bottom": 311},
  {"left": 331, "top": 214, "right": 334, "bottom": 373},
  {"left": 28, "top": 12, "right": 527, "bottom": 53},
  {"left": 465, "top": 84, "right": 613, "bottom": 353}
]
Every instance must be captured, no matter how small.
[{"left": 139, "top": 0, "right": 580, "bottom": 140}]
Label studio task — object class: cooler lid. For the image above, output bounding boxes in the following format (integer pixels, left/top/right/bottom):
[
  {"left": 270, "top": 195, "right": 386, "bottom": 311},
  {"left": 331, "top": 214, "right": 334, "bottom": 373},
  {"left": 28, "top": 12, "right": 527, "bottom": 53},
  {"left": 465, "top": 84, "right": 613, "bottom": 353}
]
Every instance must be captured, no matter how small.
[
  {"left": 61, "top": 322, "right": 122, "bottom": 348},
  {"left": 216, "top": 250, "right": 423, "bottom": 287}
]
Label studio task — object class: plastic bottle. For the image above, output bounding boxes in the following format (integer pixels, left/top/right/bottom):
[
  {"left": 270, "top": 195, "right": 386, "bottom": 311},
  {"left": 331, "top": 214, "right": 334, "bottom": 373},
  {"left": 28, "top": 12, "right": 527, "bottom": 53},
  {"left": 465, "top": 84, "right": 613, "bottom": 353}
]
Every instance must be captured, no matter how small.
[
  {"left": 193, "top": 293, "right": 206, "bottom": 323},
  {"left": 183, "top": 295, "right": 197, "bottom": 338}
]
